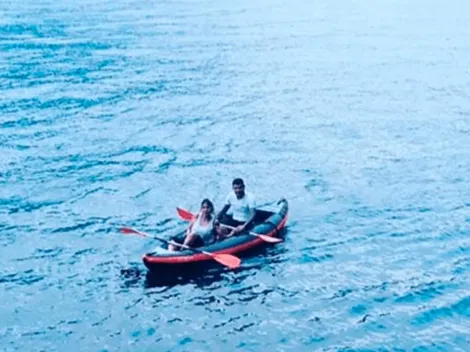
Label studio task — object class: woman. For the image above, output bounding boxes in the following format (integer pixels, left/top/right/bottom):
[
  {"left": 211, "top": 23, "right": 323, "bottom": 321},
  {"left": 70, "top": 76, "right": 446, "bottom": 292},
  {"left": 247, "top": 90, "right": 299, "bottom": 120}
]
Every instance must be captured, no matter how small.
[{"left": 169, "top": 198, "right": 218, "bottom": 251}]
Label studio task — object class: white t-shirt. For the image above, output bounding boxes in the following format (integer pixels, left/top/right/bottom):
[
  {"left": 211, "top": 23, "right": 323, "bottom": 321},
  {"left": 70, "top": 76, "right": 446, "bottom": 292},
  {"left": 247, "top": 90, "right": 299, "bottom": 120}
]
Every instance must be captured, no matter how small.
[{"left": 224, "top": 191, "right": 256, "bottom": 222}]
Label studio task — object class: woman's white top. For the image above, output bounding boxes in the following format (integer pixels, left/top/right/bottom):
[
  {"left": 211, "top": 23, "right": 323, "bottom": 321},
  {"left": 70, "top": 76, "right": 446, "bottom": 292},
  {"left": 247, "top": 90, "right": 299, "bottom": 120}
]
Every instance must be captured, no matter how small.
[{"left": 190, "top": 213, "right": 215, "bottom": 242}]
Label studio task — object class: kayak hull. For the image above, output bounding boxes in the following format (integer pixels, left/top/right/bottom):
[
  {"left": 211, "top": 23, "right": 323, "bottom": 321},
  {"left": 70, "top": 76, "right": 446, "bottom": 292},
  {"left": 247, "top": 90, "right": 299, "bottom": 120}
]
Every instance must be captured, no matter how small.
[{"left": 142, "top": 198, "right": 289, "bottom": 273}]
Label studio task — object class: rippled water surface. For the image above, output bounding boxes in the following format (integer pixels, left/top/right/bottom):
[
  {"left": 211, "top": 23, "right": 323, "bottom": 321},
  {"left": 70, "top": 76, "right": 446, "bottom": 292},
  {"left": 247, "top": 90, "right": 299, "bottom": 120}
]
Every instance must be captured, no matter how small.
[{"left": 2, "top": 0, "right": 470, "bottom": 351}]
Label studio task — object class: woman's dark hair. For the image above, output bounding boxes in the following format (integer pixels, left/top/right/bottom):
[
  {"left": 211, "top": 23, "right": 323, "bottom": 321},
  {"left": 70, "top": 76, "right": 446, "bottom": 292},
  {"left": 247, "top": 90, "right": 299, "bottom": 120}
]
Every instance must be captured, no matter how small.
[{"left": 201, "top": 198, "right": 214, "bottom": 214}]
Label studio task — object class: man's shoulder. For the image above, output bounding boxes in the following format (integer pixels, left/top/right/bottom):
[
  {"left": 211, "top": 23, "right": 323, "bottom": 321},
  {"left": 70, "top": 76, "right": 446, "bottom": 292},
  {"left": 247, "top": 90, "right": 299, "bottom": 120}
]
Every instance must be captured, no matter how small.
[
  {"left": 225, "top": 191, "right": 235, "bottom": 202},
  {"left": 244, "top": 191, "right": 256, "bottom": 201}
]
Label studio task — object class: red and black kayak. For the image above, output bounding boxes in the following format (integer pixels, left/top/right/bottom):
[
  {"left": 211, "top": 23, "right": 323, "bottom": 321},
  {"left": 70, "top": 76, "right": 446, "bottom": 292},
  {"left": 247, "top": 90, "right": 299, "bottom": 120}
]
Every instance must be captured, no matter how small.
[{"left": 142, "top": 198, "right": 289, "bottom": 273}]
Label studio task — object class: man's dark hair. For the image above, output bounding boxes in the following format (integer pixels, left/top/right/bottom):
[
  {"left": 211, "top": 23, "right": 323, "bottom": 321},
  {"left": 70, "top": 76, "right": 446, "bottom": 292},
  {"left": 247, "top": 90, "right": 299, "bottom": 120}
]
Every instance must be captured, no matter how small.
[{"left": 232, "top": 178, "right": 244, "bottom": 186}]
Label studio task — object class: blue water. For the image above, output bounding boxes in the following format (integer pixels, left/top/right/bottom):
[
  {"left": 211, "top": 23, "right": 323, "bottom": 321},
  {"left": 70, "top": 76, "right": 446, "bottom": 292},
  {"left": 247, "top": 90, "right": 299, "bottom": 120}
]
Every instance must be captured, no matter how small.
[{"left": 2, "top": 0, "right": 470, "bottom": 350}]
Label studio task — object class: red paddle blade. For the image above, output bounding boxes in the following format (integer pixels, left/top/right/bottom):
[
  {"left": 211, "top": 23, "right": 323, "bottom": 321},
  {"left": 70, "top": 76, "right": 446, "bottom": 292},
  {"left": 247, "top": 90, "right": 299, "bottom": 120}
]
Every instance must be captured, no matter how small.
[
  {"left": 256, "top": 234, "right": 283, "bottom": 243},
  {"left": 121, "top": 227, "right": 137, "bottom": 234},
  {"left": 176, "top": 207, "right": 195, "bottom": 221},
  {"left": 120, "top": 227, "right": 147, "bottom": 238},
  {"left": 212, "top": 253, "right": 241, "bottom": 269}
]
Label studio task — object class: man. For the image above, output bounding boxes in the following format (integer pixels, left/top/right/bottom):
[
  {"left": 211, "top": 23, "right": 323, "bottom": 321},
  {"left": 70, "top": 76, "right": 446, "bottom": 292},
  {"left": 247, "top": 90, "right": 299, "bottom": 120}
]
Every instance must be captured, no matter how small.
[{"left": 216, "top": 178, "right": 257, "bottom": 237}]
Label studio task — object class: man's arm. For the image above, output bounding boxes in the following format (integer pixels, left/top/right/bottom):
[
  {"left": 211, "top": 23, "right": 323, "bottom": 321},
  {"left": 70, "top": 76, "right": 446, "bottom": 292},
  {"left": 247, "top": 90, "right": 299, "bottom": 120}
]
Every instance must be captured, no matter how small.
[
  {"left": 216, "top": 204, "right": 230, "bottom": 221},
  {"left": 240, "top": 207, "right": 256, "bottom": 231},
  {"left": 236, "top": 195, "right": 257, "bottom": 232}
]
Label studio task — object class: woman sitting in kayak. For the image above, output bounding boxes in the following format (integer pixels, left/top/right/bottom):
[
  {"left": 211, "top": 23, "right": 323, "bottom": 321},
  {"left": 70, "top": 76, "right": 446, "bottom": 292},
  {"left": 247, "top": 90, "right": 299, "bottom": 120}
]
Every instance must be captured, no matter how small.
[{"left": 169, "top": 198, "right": 218, "bottom": 251}]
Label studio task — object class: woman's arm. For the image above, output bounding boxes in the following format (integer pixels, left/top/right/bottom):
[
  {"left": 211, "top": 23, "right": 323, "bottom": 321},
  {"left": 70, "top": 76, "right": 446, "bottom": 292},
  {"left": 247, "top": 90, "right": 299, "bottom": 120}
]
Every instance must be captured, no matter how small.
[{"left": 185, "top": 213, "right": 198, "bottom": 235}]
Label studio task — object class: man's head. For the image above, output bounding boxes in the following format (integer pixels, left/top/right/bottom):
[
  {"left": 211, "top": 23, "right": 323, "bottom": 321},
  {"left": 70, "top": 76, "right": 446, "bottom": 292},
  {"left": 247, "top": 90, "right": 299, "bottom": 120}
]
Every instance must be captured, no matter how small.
[{"left": 232, "top": 178, "right": 245, "bottom": 199}]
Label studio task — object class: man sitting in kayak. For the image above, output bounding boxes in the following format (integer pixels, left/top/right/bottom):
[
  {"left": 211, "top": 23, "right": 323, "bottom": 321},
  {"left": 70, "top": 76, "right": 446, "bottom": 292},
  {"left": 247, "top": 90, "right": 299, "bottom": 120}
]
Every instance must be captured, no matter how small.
[
  {"left": 169, "top": 198, "right": 217, "bottom": 251},
  {"left": 216, "top": 178, "right": 257, "bottom": 237}
]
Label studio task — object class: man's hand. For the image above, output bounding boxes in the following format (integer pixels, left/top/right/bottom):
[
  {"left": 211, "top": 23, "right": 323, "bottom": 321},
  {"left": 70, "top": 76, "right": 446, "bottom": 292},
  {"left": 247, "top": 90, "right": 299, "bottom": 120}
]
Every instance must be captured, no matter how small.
[{"left": 226, "top": 225, "right": 244, "bottom": 238}]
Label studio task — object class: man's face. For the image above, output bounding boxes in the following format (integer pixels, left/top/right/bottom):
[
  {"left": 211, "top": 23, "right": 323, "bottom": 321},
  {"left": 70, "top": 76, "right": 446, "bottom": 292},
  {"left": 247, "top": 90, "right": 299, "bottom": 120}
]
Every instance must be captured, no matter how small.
[{"left": 233, "top": 184, "right": 245, "bottom": 199}]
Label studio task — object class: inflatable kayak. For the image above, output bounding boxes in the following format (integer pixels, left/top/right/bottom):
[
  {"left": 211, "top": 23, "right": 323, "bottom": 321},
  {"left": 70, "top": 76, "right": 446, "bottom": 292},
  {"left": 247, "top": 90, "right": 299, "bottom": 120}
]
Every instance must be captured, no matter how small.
[{"left": 142, "top": 198, "right": 289, "bottom": 273}]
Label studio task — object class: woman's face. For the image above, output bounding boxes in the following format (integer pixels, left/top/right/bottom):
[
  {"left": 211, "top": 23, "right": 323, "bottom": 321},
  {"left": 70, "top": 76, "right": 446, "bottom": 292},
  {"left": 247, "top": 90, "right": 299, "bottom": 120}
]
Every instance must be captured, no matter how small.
[{"left": 201, "top": 202, "right": 212, "bottom": 215}]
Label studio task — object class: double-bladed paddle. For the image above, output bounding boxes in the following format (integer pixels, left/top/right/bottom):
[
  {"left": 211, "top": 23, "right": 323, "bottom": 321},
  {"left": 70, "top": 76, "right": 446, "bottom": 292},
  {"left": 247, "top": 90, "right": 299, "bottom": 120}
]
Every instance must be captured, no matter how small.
[{"left": 120, "top": 227, "right": 241, "bottom": 269}]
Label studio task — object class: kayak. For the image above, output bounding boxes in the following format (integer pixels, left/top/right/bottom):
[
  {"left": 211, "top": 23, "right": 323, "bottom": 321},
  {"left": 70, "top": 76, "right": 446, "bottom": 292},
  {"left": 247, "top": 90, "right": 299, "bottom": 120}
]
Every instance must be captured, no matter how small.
[{"left": 142, "top": 198, "right": 289, "bottom": 273}]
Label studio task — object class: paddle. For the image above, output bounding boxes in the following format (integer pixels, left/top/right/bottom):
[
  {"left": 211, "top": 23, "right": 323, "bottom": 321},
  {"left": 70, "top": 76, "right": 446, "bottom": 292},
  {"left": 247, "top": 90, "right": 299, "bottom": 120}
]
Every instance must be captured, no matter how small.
[
  {"left": 177, "top": 207, "right": 196, "bottom": 221},
  {"left": 120, "top": 227, "right": 241, "bottom": 269},
  {"left": 176, "top": 207, "right": 282, "bottom": 243}
]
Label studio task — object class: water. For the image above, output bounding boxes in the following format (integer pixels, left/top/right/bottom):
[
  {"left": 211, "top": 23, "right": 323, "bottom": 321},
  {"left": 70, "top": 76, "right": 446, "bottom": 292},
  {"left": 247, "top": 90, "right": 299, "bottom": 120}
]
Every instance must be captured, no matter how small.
[{"left": 1, "top": 0, "right": 470, "bottom": 350}]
